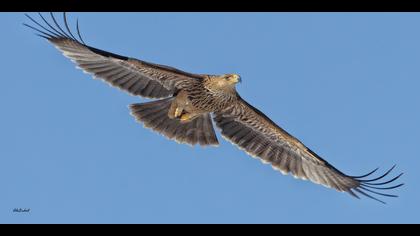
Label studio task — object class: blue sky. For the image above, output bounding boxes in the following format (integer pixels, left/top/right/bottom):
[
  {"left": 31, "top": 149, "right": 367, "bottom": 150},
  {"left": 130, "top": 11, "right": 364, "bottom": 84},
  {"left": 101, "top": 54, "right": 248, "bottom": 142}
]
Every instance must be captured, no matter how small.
[{"left": 1, "top": 12, "right": 419, "bottom": 223}]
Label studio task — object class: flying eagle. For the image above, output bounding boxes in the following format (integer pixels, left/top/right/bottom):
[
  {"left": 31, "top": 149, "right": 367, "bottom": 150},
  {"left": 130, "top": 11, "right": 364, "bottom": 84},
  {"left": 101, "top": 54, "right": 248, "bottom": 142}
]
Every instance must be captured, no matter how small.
[{"left": 24, "top": 13, "right": 403, "bottom": 203}]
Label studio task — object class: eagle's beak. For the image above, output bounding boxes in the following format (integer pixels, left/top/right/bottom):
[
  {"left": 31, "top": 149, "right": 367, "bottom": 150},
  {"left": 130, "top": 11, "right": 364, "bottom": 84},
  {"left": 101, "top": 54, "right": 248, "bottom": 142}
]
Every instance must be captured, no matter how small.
[{"left": 231, "top": 74, "right": 241, "bottom": 84}]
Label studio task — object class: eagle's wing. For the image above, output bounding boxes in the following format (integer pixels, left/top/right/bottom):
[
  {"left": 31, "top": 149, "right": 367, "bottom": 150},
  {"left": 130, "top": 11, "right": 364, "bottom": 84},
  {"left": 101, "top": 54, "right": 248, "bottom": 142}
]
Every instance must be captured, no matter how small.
[
  {"left": 24, "top": 13, "right": 204, "bottom": 99},
  {"left": 213, "top": 96, "right": 403, "bottom": 203}
]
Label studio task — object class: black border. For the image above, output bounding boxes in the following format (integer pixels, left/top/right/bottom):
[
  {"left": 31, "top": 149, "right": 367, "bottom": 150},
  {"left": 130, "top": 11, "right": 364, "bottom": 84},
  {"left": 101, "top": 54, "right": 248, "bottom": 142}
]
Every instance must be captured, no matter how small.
[{"left": 4, "top": 0, "right": 420, "bottom": 12}]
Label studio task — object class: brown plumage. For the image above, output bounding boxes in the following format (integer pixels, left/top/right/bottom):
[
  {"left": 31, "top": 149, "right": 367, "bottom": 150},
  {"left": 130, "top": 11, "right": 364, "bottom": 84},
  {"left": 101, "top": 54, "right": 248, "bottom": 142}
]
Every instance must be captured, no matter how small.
[{"left": 25, "top": 13, "right": 403, "bottom": 203}]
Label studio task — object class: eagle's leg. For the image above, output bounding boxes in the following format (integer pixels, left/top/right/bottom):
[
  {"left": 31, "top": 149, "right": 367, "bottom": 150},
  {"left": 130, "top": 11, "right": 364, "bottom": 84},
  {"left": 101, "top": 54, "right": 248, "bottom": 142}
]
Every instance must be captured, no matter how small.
[
  {"left": 168, "top": 90, "right": 190, "bottom": 119},
  {"left": 168, "top": 99, "right": 184, "bottom": 119},
  {"left": 168, "top": 90, "right": 201, "bottom": 123},
  {"left": 169, "top": 104, "right": 199, "bottom": 123}
]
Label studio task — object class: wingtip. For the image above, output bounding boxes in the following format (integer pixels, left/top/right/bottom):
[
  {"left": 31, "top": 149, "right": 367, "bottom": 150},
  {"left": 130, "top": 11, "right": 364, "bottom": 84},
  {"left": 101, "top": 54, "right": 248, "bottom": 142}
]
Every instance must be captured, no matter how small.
[
  {"left": 348, "top": 164, "right": 404, "bottom": 204},
  {"left": 24, "top": 12, "right": 87, "bottom": 45}
]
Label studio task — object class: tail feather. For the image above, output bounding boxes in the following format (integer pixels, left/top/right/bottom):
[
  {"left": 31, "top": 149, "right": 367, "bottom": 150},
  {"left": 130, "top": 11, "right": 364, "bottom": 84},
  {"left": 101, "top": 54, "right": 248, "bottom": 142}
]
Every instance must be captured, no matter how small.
[{"left": 129, "top": 98, "right": 219, "bottom": 146}]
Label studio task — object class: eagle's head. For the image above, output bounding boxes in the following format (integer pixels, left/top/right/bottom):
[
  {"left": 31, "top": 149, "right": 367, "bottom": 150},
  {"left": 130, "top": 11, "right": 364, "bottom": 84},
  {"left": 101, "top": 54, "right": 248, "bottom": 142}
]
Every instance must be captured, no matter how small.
[
  {"left": 209, "top": 73, "right": 241, "bottom": 87},
  {"left": 223, "top": 74, "right": 242, "bottom": 84},
  {"left": 206, "top": 74, "right": 241, "bottom": 94}
]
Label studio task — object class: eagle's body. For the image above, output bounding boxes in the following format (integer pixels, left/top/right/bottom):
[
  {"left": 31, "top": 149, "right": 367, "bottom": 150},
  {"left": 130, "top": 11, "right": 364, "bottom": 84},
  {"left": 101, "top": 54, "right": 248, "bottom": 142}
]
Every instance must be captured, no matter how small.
[
  {"left": 24, "top": 13, "right": 403, "bottom": 203},
  {"left": 170, "top": 75, "right": 240, "bottom": 122}
]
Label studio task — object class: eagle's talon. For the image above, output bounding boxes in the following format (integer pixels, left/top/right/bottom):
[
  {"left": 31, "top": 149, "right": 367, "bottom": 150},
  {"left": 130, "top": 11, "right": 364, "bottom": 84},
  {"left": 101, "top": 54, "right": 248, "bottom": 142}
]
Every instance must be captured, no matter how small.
[{"left": 174, "top": 107, "right": 183, "bottom": 118}]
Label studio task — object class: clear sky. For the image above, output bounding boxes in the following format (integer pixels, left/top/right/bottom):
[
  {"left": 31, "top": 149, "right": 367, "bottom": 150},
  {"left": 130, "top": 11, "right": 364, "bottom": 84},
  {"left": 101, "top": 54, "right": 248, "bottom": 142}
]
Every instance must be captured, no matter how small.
[{"left": 1, "top": 12, "right": 419, "bottom": 223}]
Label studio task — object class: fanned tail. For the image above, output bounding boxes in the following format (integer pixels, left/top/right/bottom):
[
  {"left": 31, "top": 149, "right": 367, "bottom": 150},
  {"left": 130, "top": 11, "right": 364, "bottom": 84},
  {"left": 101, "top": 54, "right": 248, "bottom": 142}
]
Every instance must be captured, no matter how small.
[{"left": 129, "top": 98, "right": 219, "bottom": 146}]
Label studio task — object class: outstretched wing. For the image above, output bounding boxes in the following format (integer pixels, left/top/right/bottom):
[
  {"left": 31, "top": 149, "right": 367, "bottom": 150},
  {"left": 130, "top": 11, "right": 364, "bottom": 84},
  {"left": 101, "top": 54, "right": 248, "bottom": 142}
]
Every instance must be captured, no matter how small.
[
  {"left": 213, "top": 96, "right": 403, "bottom": 203},
  {"left": 24, "top": 13, "right": 205, "bottom": 99}
]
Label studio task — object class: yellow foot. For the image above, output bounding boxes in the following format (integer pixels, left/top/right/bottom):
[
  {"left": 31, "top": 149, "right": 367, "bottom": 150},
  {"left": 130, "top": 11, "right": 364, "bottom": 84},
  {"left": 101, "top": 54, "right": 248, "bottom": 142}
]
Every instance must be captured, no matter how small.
[
  {"left": 174, "top": 107, "right": 183, "bottom": 118},
  {"left": 180, "top": 113, "right": 191, "bottom": 123}
]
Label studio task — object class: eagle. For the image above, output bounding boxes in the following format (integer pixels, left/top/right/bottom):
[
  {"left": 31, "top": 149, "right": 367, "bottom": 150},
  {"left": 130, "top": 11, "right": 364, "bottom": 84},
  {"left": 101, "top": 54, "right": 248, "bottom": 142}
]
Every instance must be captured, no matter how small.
[{"left": 24, "top": 13, "right": 403, "bottom": 203}]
